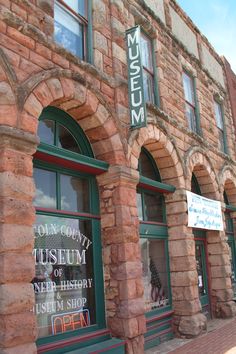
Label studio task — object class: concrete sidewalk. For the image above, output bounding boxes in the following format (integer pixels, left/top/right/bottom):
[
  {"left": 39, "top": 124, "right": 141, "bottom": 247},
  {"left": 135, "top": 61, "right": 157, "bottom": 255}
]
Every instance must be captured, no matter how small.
[{"left": 145, "top": 317, "right": 236, "bottom": 354}]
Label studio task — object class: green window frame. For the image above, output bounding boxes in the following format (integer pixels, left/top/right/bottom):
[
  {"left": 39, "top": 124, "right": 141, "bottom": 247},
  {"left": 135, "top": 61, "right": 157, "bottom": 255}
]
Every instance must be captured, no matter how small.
[
  {"left": 137, "top": 148, "right": 174, "bottom": 318},
  {"left": 140, "top": 31, "right": 160, "bottom": 107},
  {"left": 224, "top": 191, "right": 236, "bottom": 297},
  {"left": 214, "top": 99, "right": 228, "bottom": 154},
  {"left": 33, "top": 107, "right": 108, "bottom": 351},
  {"left": 54, "top": 0, "right": 93, "bottom": 63},
  {"left": 182, "top": 69, "right": 201, "bottom": 135}
]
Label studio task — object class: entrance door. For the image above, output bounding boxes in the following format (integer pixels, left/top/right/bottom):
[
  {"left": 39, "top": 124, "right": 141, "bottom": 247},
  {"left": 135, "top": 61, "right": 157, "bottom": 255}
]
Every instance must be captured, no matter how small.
[{"left": 195, "top": 238, "right": 210, "bottom": 318}]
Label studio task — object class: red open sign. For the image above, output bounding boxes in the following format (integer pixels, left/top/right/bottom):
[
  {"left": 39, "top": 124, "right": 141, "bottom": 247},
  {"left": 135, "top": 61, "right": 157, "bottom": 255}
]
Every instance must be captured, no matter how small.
[{"left": 51, "top": 309, "right": 90, "bottom": 335}]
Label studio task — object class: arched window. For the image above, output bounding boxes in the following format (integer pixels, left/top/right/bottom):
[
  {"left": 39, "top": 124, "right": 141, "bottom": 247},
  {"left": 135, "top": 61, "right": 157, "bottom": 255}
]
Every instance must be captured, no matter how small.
[
  {"left": 224, "top": 191, "right": 236, "bottom": 297},
  {"left": 33, "top": 107, "right": 108, "bottom": 348},
  {"left": 137, "top": 148, "right": 175, "bottom": 347}
]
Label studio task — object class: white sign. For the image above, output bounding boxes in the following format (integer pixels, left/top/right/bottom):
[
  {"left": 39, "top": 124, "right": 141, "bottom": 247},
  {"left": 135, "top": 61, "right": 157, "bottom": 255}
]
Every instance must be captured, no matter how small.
[{"left": 186, "top": 191, "right": 223, "bottom": 231}]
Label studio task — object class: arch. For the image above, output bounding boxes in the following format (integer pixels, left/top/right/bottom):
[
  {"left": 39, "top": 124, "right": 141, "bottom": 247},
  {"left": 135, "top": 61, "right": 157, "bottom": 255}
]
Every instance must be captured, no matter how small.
[
  {"left": 219, "top": 165, "right": 236, "bottom": 205},
  {"left": 184, "top": 146, "right": 219, "bottom": 199},
  {"left": 128, "top": 124, "right": 185, "bottom": 188},
  {"left": 0, "top": 49, "right": 17, "bottom": 128},
  {"left": 19, "top": 74, "right": 126, "bottom": 165}
]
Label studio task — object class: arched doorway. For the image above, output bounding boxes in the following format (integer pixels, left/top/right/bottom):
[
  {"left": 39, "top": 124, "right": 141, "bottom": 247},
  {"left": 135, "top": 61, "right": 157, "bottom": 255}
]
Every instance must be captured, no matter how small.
[
  {"left": 137, "top": 147, "right": 175, "bottom": 349},
  {"left": 32, "top": 106, "right": 111, "bottom": 351},
  {"left": 191, "top": 174, "right": 211, "bottom": 318}
]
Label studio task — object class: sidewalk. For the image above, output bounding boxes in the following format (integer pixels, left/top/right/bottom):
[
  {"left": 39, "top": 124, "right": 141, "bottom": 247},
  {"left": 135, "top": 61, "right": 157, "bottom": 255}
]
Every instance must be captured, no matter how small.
[{"left": 145, "top": 317, "right": 236, "bottom": 354}]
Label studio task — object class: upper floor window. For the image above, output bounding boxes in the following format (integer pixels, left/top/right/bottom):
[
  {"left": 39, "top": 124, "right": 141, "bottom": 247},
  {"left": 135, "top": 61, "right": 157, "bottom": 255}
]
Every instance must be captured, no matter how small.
[
  {"left": 54, "top": 0, "right": 88, "bottom": 60},
  {"left": 214, "top": 100, "right": 226, "bottom": 153},
  {"left": 141, "top": 33, "right": 155, "bottom": 104},
  {"left": 182, "top": 71, "right": 198, "bottom": 133}
]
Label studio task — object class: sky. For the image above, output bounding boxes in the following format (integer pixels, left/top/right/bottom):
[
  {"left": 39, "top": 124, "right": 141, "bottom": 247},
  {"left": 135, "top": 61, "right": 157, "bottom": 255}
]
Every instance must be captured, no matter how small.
[{"left": 177, "top": 0, "right": 236, "bottom": 73}]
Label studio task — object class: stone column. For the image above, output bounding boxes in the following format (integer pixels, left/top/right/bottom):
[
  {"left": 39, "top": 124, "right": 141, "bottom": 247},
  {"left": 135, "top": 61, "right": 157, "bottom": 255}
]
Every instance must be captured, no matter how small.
[
  {"left": 97, "top": 166, "right": 146, "bottom": 354},
  {"left": 207, "top": 228, "right": 236, "bottom": 318},
  {"left": 165, "top": 189, "right": 207, "bottom": 338},
  {"left": 0, "top": 126, "right": 38, "bottom": 354}
]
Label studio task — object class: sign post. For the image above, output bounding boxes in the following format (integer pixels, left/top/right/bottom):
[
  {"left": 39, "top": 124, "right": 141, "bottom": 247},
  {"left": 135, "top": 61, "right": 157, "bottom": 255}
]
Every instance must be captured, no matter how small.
[{"left": 126, "top": 26, "right": 147, "bottom": 128}]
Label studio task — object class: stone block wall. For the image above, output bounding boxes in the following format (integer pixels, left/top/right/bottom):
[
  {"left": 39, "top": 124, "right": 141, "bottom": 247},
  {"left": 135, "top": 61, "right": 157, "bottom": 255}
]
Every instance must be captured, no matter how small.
[{"left": 0, "top": 0, "right": 236, "bottom": 353}]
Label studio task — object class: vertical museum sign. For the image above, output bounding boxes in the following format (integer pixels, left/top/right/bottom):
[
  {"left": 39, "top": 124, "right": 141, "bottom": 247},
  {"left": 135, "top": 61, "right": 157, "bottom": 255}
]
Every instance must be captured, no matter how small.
[{"left": 126, "top": 25, "right": 147, "bottom": 128}]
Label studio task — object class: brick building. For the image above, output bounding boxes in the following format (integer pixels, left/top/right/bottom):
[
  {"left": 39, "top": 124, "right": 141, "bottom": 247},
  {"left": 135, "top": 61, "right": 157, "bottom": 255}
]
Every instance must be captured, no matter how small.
[{"left": 0, "top": 0, "right": 236, "bottom": 353}]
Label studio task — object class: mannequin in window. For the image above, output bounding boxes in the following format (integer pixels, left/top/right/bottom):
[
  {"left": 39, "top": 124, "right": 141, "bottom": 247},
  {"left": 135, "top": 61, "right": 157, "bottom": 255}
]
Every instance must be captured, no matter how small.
[{"left": 150, "top": 257, "right": 164, "bottom": 302}]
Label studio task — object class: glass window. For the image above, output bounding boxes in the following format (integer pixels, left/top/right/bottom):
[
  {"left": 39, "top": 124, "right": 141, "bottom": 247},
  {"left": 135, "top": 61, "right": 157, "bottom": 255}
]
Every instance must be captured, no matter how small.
[
  {"left": 182, "top": 71, "right": 197, "bottom": 133},
  {"left": 58, "top": 124, "right": 81, "bottom": 153},
  {"left": 141, "top": 239, "right": 169, "bottom": 312},
  {"left": 60, "top": 174, "right": 89, "bottom": 212},
  {"left": 38, "top": 120, "right": 55, "bottom": 145},
  {"left": 34, "top": 108, "right": 105, "bottom": 347},
  {"left": 33, "top": 215, "right": 94, "bottom": 338},
  {"left": 141, "top": 33, "right": 155, "bottom": 104},
  {"left": 54, "top": 1, "right": 87, "bottom": 60},
  {"left": 214, "top": 101, "right": 225, "bottom": 153},
  {"left": 34, "top": 168, "right": 57, "bottom": 209}
]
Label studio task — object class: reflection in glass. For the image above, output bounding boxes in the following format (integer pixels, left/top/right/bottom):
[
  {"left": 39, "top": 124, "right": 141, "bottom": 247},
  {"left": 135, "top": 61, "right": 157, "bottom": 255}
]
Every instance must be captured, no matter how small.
[
  {"left": 139, "top": 151, "right": 158, "bottom": 180},
  {"left": 34, "top": 168, "right": 56, "bottom": 209},
  {"left": 143, "top": 70, "right": 155, "bottom": 104},
  {"left": 58, "top": 124, "right": 81, "bottom": 153},
  {"left": 185, "top": 103, "right": 197, "bottom": 132},
  {"left": 143, "top": 192, "right": 164, "bottom": 223},
  {"left": 38, "top": 119, "right": 54, "bottom": 145},
  {"left": 63, "top": 0, "right": 87, "bottom": 18},
  {"left": 196, "top": 244, "right": 207, "bottom": 297},
  {"left": 183, "top": 72, "right": 194, "bottom": 105},
  {"left": 60, "top": 174, "right": 89, "bottom": 212},
  {"left": 33, "top": 215, "right": 95, "bottom": 338},
  {"left": 140, "top": 239, "right": 169, "bottom": 312},
  {"left": 136, "top": 192, "right": 143, "bottom": 220},
  {"left": 54, "top": 2, "right": 84, "bottom": 59}
]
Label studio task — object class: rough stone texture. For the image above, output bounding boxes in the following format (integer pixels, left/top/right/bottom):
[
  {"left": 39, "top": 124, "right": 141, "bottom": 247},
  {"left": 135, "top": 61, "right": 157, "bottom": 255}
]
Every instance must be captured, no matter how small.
[
  {"left": 169, "top": 6, "right": 199, "bottom": 58},
  {"left": 0, "top": 0, "right": 236, "bottom": 353}
]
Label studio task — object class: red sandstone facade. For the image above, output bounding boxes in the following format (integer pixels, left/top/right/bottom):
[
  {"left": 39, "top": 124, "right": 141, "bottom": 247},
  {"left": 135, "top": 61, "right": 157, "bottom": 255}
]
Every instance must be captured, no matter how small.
[{"left": 0, "top": 1, "right": 236, "bottom": 353}]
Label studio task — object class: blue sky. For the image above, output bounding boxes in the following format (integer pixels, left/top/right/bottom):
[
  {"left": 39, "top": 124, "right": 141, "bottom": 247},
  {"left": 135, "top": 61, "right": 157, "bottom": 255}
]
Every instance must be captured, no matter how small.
[{"left": 177, "top": 0, "right": 236, "bottom": 73}]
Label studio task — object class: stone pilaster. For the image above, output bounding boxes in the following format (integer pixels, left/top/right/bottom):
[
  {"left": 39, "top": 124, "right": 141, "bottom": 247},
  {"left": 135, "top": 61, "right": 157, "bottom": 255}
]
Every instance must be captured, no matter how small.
[
  {"left": 97, "top": 165, "right": 146, "bottom": 354},
  {"left": 165, "top": 189, "right": 207, "bottom": 337},
  {"left": 207, "top": 230, "right": 236, "bottom": 318},
  {"left": 0, "top": 126, "right": 39, "bottom": 353}
]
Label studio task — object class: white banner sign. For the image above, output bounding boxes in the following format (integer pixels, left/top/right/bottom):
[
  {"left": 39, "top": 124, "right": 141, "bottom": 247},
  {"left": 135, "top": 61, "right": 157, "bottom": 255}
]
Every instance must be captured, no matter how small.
[{"left": 186, "top": 191, "right": 223, "bottom": 231}]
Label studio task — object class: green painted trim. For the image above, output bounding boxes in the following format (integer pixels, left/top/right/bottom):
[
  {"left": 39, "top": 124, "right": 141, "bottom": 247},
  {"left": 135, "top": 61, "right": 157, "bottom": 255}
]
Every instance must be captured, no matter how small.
[
  {"left": 139, "top": 176, "right": 175, "bottom": 193},
  {"left": 37, "top": 144, "right": 109, "bottom": 174},
  {"left": 226, "top": 205, "right": 236, "bottom": 212},
  {"left": 87, "top": 0, "right": 93, "bottom": 64},
  {"left": 39, "top": 106, "right": 94, "bottom": 157},
  {"left": 140, "top": 223, "right": 168, "bottom": 237}
]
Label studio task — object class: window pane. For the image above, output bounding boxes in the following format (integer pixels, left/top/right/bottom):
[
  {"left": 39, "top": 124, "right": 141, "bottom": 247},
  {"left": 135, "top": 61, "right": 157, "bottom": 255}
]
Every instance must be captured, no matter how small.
[
  {"left": 218, "top": 129, "right": 225, "bottom": 152},
  {"left": 55, "top": 2, "right": 84, "bottom": 59},
  {"left": 141, "top": 239, "right": 169, "bottom": 312},
  {"left": 60, "top": 174, "right": 89, "bottom": 212},
  {"left": 141, "top": 34, "right": 153, "bottom": 71},
  {"left": 136, "top": 192, "right": 143, "bottom": 220},
  {"left": 63, "top": 0, "right": 87, "bottom": 18},
  {"left": 33, "top": 215, "right": 95, "bottom": 338},
  {"left": 214, "top": 101, "right": 223, "bottom": 129},
  {"left": 38, "top": 120, "right": 54, "bottom": 145},
  {"left": 58, "top": 124, "right": 81, "bottom": 153},
  {"left": 183, "top": 72, "right": 194, "bottom": 105},
  {"left": 185, "top": 103, "right": 197, "bottom": 132},
  {"left": 143, "top": 192, "right": 164, "bottom": 222},
  {"left": 143, "top": 70, "right": 155, "bottom": 104},
  {"left": 139, "top": 151, "right": 158, "bottom": 180},
  {"left": 34, "top": 168, "right": 57, "bottom": 209}
]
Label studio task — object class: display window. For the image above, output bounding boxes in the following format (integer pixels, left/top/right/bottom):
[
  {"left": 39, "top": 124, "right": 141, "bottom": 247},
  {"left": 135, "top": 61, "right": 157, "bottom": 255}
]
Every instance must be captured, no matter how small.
[
  {"left": 224, "top": 191, "right": 236, "bottom": 298},
  {"left": 33, "top": 107, "right": 107, "bottom": 347},
  {"left": 137, "top": 148, "right": 172, "bottom": 315}
]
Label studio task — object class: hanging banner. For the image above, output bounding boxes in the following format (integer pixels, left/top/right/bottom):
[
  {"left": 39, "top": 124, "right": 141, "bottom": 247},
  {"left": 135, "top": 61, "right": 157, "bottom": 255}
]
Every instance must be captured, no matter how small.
[
  {"left": 186, "top": 191, "right": 223, "bottom": 231},
  {"left": 126, "top": 25, "right": 147, "bottom": 129}
]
